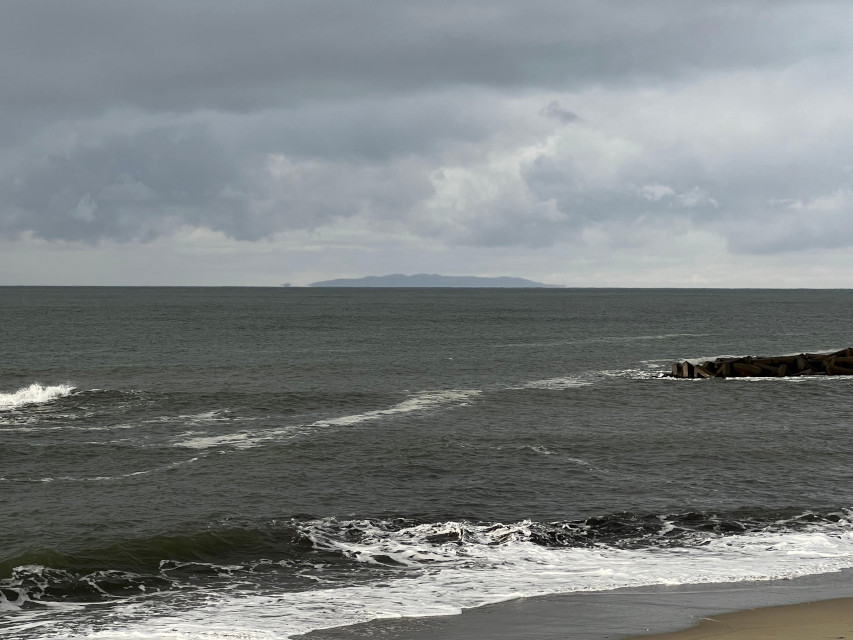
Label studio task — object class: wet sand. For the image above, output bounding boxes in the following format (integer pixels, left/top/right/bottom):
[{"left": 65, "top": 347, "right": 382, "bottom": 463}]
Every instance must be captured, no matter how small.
[
  {"left": 299, "top": 569, "right": 853, "bottom": 640},
  {"left": 638, "top": 597, "right": 853, "bottom": 639}
]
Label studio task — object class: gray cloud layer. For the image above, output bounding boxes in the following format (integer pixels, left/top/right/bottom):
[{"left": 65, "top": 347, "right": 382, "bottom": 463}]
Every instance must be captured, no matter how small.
[
  {"left": 4, "top": 1, "right": 842, "bottom": 111},
  {"left": 3, "top": 0, "right": 853, "bottom": 263}
]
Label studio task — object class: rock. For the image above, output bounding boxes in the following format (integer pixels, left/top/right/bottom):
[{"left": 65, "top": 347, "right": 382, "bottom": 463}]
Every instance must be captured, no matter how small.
[
  {"left": 694, "top": 364, "right": 716, "bottom": 378},
  {"left": 732, "top": 362, "right": 763, "bottom": 377},
  {"left": 668, "top": 348, "right": 853, "bottom": 379}
]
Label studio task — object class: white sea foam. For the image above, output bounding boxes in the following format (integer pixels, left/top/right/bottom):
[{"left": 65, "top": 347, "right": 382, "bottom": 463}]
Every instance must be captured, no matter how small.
[
  {"left": 516, "top": 376, "right": 593, "bottom": 390},
  {"left": 0, "top": 383, "right": 75, "bottom": 410},
  {"left": 310, "top": 389, "right": 480, "bottom": 427},
  {"left": 516, "top": 363, "right": 673, "bottom": 388},
  {"left": 146, "top": 410, "right": 244, "bottom": 425},
  {"left": 176, "top": 390, "right": 480, "bottom": 450},
  {"left": 80, "top": 457, "right": 201, "bottom": 481},
  {"left": 176, "top": 431, "right": 260, "bottom": 450},
  {"left": 727, "top": 375, "right": 853, "bottom": 384},
  {"left": 526, "top": 445, "right": 556, "bottom": 455},
  {"left": 17, "top": 517, "right": 853, "bottom": 639},
  {"left": 521, "top": 364, "right": 677, "bottom": 388},
  {"left": 599, "top": 368, "right": 666, "bottom": 381}
]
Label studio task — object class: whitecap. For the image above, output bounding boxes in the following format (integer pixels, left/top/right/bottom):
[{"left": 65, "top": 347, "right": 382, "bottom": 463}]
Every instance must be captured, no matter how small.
[
  {"left": 34, "top": 517, "right": 853, "bottom": 640},
  {"left": 517, "top": 376, "right": 593, "bottom": 389},
  {"left": 310, "top": 389, "right": 480, "bottom": 427},
  {"left": 175, "top": 390, "right": 480, "bottom": 450},
  {"left": 599, "top": 368, "right": 662, "bottom": 380},
  {"left": 0, "top": 383, "right": 75, "bottom": 410},
  {"left": 146, "top": 410, "right": 241, "bottom": 425},
  {"left": 177, "top": 431, "right": 260, "bottom": 450}
]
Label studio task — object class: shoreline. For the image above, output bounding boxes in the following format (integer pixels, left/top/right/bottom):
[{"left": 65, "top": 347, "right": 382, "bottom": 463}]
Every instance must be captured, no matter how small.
[
  {"left": 299, "top": 569, "right": 853, "bottom": 640},
  {"left": 636, "top": 597, "right": 853, "bottom": 639}
]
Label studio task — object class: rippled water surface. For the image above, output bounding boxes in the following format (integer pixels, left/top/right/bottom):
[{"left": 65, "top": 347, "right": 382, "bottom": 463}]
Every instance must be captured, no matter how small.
[{"left": 2, "top": 287, "right": 853, "bottom": 638}]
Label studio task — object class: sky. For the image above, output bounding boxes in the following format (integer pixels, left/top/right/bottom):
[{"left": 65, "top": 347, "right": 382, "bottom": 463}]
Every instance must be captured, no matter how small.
[{"left": 2, "top": 1, "right": 853, "bottom": 287}]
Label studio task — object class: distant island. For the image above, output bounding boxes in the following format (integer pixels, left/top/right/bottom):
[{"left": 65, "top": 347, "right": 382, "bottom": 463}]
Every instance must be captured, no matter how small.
[{"left": 308, "top": 274, "right": 563, "bottom": 288}]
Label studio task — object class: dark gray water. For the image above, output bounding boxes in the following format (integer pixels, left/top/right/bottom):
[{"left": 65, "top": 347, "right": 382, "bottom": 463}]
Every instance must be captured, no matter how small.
[{"left": 2, "top": 287, "right": 853, "bottom": 638}]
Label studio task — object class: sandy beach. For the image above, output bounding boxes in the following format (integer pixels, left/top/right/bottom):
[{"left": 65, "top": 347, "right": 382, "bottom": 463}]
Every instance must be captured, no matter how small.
[
  {"left": 637, "top": 597, "right": 853, "bottom": 640},
  {"left": 300, "top": 569, "right": 853, "bottom": 640}
]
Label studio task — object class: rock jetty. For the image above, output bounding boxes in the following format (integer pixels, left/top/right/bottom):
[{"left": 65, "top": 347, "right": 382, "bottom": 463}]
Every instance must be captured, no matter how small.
[{"left": 670, "top": 348, "right": 853, "bottom": 379}]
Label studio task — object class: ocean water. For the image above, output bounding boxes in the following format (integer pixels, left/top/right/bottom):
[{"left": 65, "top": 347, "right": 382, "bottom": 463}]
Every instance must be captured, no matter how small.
[{"left": 2, "top": 286, "right": 853, "bottom": 639}]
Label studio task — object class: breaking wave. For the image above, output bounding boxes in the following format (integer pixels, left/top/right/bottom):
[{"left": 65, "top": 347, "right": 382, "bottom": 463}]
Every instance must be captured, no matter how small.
[
  {"left": 4, "top": 510, "right": 853, "bottom": 638},
  {"left": 515, "top": 376, "right": 593, "bottom": 390},
  {"left": 0, "top": 383, "right": 76, "bottom": 410},
  {"left": 309, "top": 389, "right": 480, "bottom": 427},
  {"left": 176, "top": 389, "right": 480, "bottom": 449}
]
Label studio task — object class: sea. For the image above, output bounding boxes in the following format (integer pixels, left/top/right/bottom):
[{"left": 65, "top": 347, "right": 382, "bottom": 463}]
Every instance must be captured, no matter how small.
[{"left": 3, "top": 286, "right": 853, "bottom": 639}]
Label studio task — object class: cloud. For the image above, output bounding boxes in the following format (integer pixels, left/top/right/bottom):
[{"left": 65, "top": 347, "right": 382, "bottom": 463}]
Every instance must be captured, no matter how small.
[
  {"left": 3, "top": 1, "right": 853, "bottom": 285},
  {"left": 639, "top": 184, "right": 676, "bottom": 202},
  {"left": 3, "top": 1, "right": 849, "bottom": 119},
  {"left": 1, "top": 125, "right": 244, "bottom": 242},
  {"left": 539, "top": 101, "right": 579, "bottom": 123},
  {"left": 723, "top": 189, "right": 853, "bottom": 254}
]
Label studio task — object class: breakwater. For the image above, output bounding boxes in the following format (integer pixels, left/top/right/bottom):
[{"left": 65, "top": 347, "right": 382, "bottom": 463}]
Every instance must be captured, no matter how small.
[{"left": 670, "top": 348, "right": 853, "bottom": 378}]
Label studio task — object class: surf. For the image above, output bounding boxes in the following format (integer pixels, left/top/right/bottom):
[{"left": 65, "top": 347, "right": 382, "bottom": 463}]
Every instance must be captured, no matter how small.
[{"left": 0, "top": 383, "right": 75, "bottom": 410}]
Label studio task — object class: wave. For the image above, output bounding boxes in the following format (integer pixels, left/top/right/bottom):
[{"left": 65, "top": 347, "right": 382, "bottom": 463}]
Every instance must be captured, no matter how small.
[
  {"left": 2, "top": 510, "right": 850, "bottom": 591},
  {"left": 173, "top": 430, "right": 263, "bottom": 450},
  {"left": 7, "top": 509, "right": 852, "bottom": 639},
  {"left": 205, "top": 511, "right": 853, "bottom": 638},
  {"left": 0, "top": 457, "right": 200, "bottom": 484},
  {"left": 4, "top": 509, "right": 853, "bottom": 638},
  {"left": 176, "top": 389, "right": 480, "bottom": 450},
  {"left": 300, "top": 509, "right": 853, "bottom": 561},
  {"left": 145, "top": 410, "right": 244, "bottom": 425},
  {"left": 515, "top": 376, "right": 593, "bottom": 390},
  {"left": 309, "top": 389, "right": 479, "bottom": 427},
  {"left": 0, "top": 524, "right": 308, "bottom": 580},
  {"left": 0, "top": 383, "right": 75, "bottom": 410},
  {"left": 516, "top": 359, "right": 682, "bottom": 388}
]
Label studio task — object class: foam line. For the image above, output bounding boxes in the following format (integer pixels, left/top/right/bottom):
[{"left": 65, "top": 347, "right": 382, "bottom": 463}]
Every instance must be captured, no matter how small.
[
  {"left": 23, "top": 517, "right": 853, "bottom": 639},
  {"left": 309, "top": 390, "right": 480, "bottom": 427},
  {"left": 176, "top": 390, "right": 480, "bottom": 450}
]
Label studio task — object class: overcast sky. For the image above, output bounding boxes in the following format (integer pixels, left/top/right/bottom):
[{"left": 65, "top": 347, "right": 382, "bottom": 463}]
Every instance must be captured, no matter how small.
[{"left": 2, "top": 1, "right": 853, "bottom": 286}]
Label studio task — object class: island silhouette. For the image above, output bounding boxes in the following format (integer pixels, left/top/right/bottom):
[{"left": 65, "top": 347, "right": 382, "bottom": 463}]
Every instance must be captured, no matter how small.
[{"left": 309, "top": 274, "right": 562, "bottom": 288}]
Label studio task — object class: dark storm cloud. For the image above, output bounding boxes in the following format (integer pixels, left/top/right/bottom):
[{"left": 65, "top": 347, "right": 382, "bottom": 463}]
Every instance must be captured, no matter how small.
[
  {"left": 2, "top": 0, "right": 844, "bottom": 116},
  {"left": 1, "top": 125, "right": 253, "bottom": 242},
  {"left": 539, "top": 101, "right": 579, "bottom": 123},
  {"left": 1, "top": 0, "right": 853, "bottom": 253},
  {"left": 0, "top": 122, "right": 435, "bottom": 242}
]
